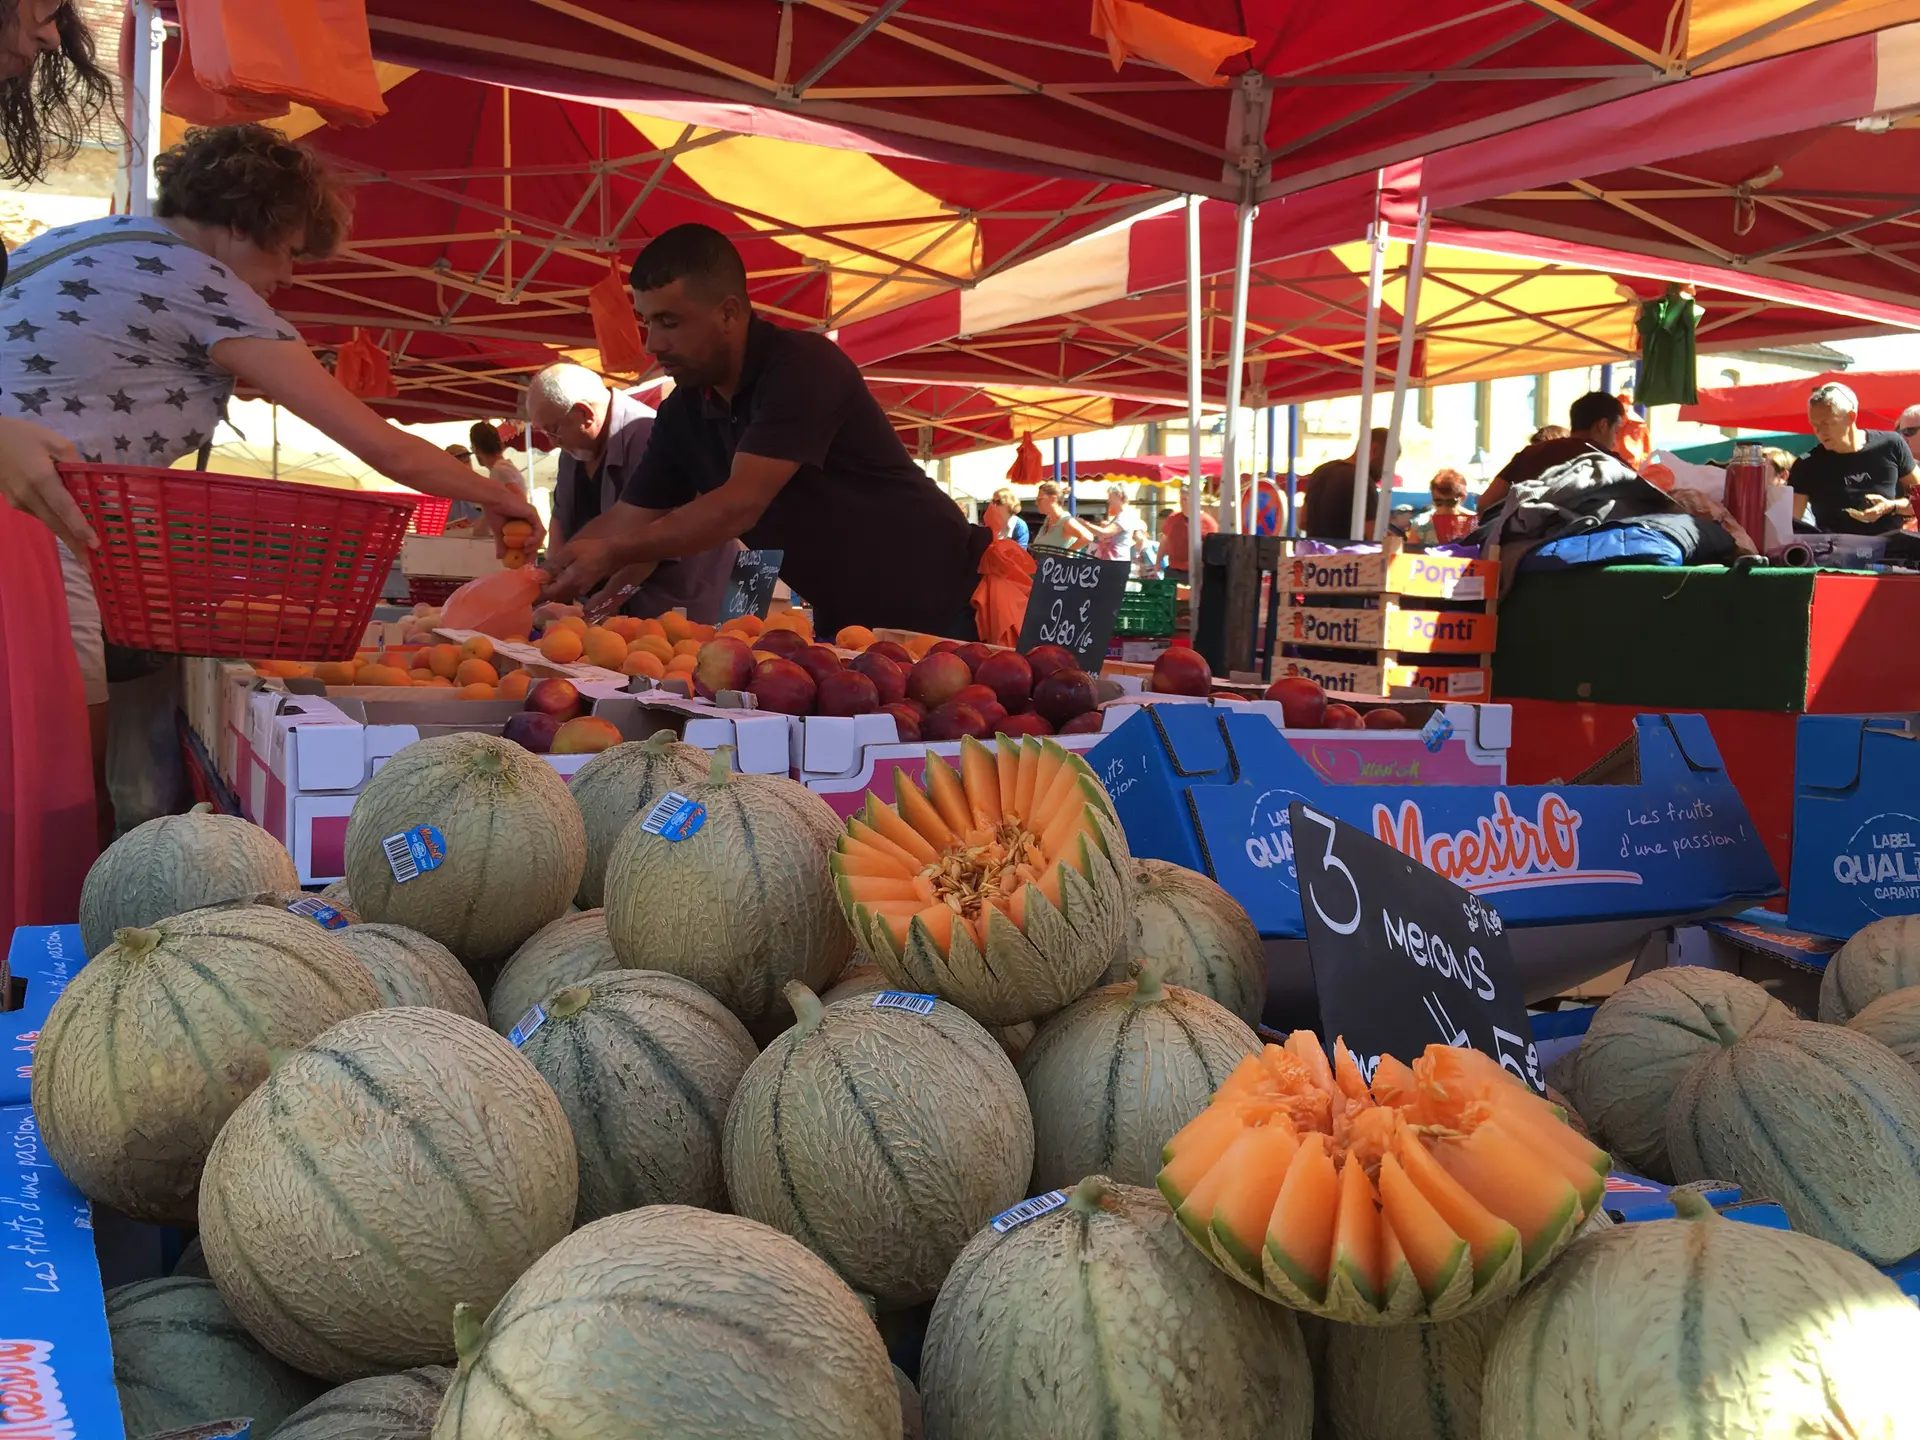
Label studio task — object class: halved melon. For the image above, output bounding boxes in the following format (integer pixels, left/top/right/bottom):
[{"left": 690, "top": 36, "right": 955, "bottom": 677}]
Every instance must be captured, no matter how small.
[
  {"left": 1158, "top": 1031, "right": 1610, "bottom": 1326},
  {"left": 832, "top": 736, "right": 1133, "bottom": 1025}
]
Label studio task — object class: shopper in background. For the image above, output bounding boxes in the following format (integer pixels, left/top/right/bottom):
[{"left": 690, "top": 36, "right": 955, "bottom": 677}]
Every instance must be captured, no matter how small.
[
  {"left": 0, "top": 0, "right": 115, "bottom": 934},
  {"left": 1896, "top": 404, "right": 1920, "bottom": 467},
  {"left": 1481, "top": 392, "right": 1626, "bottom": 513},
  {"left": 1301, "top": 427, "right": 1390, "bottom": 540},
  {"left": 1091, "top": 482, "right": 1146, "bottom": 563},
  {"left": 471, "top": 420, "right": 528, "bottom": 500},
  {"left": 1160, "top": 491, "right": 1217, "bottom": 578},
  {"left": 1529, "top": 424, "right": 1569, "bottom": 446},
  {"left": 442, "top": 442, "right": 483, "bottom": 530},
  {"left": 982, "top": 485, "right": 1029, "bottom": 547},
  {"left": 1033, "top": 478, "right": 1094, "bottom": 551},
  {"left": 1405, "top": 468, "right": 1474, "bottom": 545},
  {"left": 1788, "top": 381, "right": 1915, "bottom": 534}
]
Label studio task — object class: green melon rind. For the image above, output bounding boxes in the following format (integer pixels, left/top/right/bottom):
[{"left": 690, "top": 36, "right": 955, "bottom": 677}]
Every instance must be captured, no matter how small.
[
  {"left": 567, "top": 734, "right": 712, "bottom": 910},
  {"left": 79, "top": 807, "right": 299, "bottom": 957},
  {"left": 273, "top": 1365, "right": 453, "bottom": 1440},
  {"left": 486, "top": 909, "right": 620, "bottom": 1034},
  {"left": 336, "top": 923, "right": 485, "bottom": 1023},
  {"left": 1820, "top": 914, "right": 1920, "bottom": 1024},
  {"left": 1103, "top": 857, "right": 1267, "bottom": 1026},
  {"left": 1324, "top": 1300, "right": 1510, "bottom": 1440}
]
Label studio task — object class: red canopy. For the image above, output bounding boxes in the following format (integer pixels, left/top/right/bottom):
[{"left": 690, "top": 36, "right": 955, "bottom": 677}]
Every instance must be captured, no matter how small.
[
  {"left": 1079, "top": 454, "right": 1224, "bottom": 481},
  {"left": 1680, "top": 370, "right": 1920, "bottom": 431},
  {"left": 871, "top": 381, "right": 1178, "bottom": 459},
  {"left": 345, "top": 0, "right": 1919, "bottom": 202}
]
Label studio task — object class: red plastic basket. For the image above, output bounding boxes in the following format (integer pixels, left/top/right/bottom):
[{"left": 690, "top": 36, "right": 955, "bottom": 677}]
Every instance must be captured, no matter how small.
[
  {"left": 409, "top": 495, "right": 451, "bottom": 535},
  {"left": 406, "top": 575, "right": 465, "bottom": 607},
  {"left": 62, "top": 464, "right": 417, "bottom": 662}
]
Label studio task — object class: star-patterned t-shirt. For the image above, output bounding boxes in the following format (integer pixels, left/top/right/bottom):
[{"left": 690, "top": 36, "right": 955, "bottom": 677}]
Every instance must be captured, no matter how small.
[{"left": 0, "top": 215, "right": 297, "bottom": 465}]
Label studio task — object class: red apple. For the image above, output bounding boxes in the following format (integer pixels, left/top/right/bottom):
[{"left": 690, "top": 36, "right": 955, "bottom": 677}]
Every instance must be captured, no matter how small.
[
  {"left": 1058, "top": 710, "right": 1105, "bottom": 735},
  {"left": 792, "top": 644, "right": 844, "bottom": 689},
  {"left": 525, "top": 677, "right": 583, "bottom": 722},
  {"left": 695, "top": 635, "right": 756, "bottom": 695},
  {"left": 996, "top": 712, "right": 1053, "bottom": 738},
  {"left": 753, "top": 628, "right": 808, "bottom": 659},
  {"left": 879, "top": 702, "right": 922, "bottom": 742},
  {"left": 1363, "top": 707, "right": 1409, "bottom": 730},
  {"left": 849, "top": 650, "right": 906, "bottom": 707},
  {"left": 1322, "top": 703, "right": 1364, "bottom": 730},
  {"left": 924, "top": 701, "right": 991, "bottom": 741},
  {"left": 816, "top": 669, "right": 880, "bottom": 717},
  {"left": 750, "top": 658, "right": 816, "bottom": 716},
  {"left": 1149, "top": 647, "right": 1212, "bottom": 697},
  {"left": 866, "top": 640, "right": 913, "bottom": 666},
  {"left": 953, "top": 642, "right": 995, "bottom": 675},
  {"left": 976, "top": 701, "right": 1009, "bottom": 735},
  {"left": 952, "top": 683, "right": 1000, "bottom": 712},
  {"left": 1263, "top": 676, "right": 1328, "bottom": 729},
  {"left": 551, "top": 715, "right": 623, "bottom": 754},
  {"left": 972, "top": 650, "right": 1033, "bottom": 714},
  {"left": 908, "top": 652, "right": 972, "bottom": 710},
  {"left": 503, "top": 711, "right": 562, "bottom": 753},
  {"left": 1033, "top": 667, "right": 1096, "bottom": 725},
  {"left": 1024, "top": 644, "right": 1078, "bottom": 683}
]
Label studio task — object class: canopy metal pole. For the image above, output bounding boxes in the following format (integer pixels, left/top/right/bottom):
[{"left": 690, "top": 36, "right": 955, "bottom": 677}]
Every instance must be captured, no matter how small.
[
  {"left": 1067, "top": 433, "right": 1077, "bottom": 512},
  {"left": 1220, "top": 197, "right": 1255, "bottom": 536},
  {"left": 1286, "top": 405, "right": 1300, "bottom": 537},
  {"left": 1184, "top": 194, "right": 1204, "bottom": 601},
  {"left": 1376, "top": 201, "right": 1430, "bottom": 542},
  {"left": 125, "top": 0, "right": 163, "bottom": 215},
  {"left": 1348, "top": 214, "right": 1390, "bottom": 541}
]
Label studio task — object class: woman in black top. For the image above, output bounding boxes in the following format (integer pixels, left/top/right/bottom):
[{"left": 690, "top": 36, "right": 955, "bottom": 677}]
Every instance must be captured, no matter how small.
[{"left": 1790, "top": 381, "right": 1916, "bottom": 535}]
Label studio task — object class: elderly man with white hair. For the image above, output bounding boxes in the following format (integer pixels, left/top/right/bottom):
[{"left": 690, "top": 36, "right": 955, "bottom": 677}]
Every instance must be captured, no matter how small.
[
  {"left": 526, "top": 361, "right": 738, "bottom": 621},
  {"left": 1787, "top": 380, "right": 1916, "bottom": 534}
]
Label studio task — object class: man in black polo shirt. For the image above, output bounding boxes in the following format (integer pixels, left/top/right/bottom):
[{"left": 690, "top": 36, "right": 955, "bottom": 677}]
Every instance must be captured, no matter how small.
[
  {"left": 1788, "top": 380, "right": 1915, "bottom": 534},
  {"left": 541, "top": 224, "right": 984, "bottom": 638}
]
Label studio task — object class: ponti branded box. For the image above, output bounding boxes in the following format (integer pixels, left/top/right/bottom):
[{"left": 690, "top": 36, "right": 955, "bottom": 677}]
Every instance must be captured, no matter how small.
[
  {"left": 1275, "top": 604, "right": 1496, "bottom": 654},
  {"left": 1280, "top": 550, "right": 1494, "bottom": 600}
]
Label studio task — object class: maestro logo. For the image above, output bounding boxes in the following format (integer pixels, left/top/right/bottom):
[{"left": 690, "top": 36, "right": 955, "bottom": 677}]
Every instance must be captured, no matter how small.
[
  {"left": 1833, "top": 811, "right": 1920, "bottom": 915},
  {"left": 1242, "top": 787, "right": 1309, "bottom": 893}
]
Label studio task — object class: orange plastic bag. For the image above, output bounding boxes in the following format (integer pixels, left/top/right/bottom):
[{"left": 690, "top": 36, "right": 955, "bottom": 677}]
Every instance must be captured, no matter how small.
[
  {"left": 1006, "top": 432, "right": 1043, "bottom": 488},
  {"left": 1090, "top": 0, "right": 1254, "bottom": 86},
  {"left": 170, "top": 0, "right": 388, "bottom": 127},
  {"left": 589, "top": 260, "right": 645, "bottom": 376},
  {"left": 333, "top": 330, "right": 395, "bottom": 400},
  {"left": 972, "top": 538, "right": 1036, "bottom": 649},
  {"left": 162, "top": 15, "right": 290, "bottom": 126},
  {"left": 441, "top": 567, "right": 543, "bottom": 640}
]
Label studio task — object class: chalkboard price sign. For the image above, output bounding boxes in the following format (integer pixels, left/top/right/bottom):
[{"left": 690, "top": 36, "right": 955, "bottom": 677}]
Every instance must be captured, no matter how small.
[
  {"left": 1287, "top": 800, "right": 1543, "bottom": 1093},
  {"left": 1016, "top": 547, "right": 1131, "bottom": 671},
  {"left": 721, "top": 548, "right": 784, "bottom": 621}
]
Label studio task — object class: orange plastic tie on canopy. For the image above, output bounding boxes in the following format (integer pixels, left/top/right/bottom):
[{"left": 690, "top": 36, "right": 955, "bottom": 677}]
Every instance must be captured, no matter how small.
[
  {"left": 1006, "top": 433, "right": 1043, "bottom": 488},
  {"left": 162, "top": 14, "right": 289, "bottom": 126},
  {"left": 169, "top": 0, "right": 388, "bottom": 127},
  {"left": 333, "top": 329, "right": 394, "bottom": 399},
  {"left": 973, "top": 539, "right": 1037, "bottom": 650},
  {"left": 1090, "top": 0, "right": 1254, "bottom": 87},
  {"left": 589, "top": 260, "right": 645, "bottom": 377}
]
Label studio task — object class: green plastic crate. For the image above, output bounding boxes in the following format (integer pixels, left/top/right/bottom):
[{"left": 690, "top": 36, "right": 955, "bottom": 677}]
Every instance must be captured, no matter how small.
[{"left": 1113, "top": 577, "right": 1177, "bottom": 637}]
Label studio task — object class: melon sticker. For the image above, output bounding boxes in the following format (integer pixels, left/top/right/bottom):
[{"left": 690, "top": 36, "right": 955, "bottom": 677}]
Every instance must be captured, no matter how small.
[
  {"left": 381, "top": 825, "right": 446, "bottom": 885},
  {"left": 283, "top": 896, "right": 347, "bottom": 929},
  {"left": 870, "top": 991, "right": 937, "bottom": 1016},
  {"left": 640, "top": 791, "right": 707, "bottom": 843},
  {"left": 508, "top": 1004, "right": 548, "bottom": 1048},
  {"left": 989, "top": 1189, "right": 1069, "bottom": 1233}
]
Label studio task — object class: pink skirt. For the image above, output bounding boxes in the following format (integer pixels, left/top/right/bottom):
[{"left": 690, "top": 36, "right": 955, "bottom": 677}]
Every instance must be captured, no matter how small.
[{"left": 0, "top": 509, "right": 97, "bottom": 929}]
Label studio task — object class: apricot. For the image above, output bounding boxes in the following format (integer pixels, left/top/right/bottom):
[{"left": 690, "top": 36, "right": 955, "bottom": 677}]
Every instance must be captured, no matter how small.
[
  {"left": 457, "top": 682, "right": 496, "bottom": 699},
  {"left": 313, "top": 661, "right": 358, "bottom": 687},
  {"left": 622, "top": 650, "right": 666, "bottom": 680},
  {"left": 553, "top": 614, "right": 589, "bottom": 636},
  {"left": 500, "top": 519, "right": 533, "bottom": 548},
  {"left": 539, "top": 628, "right": 585, "bottom": 664},
  {"left": 408, "top": 668, "right": 436, "bottom": 684},
  {"left": 633, "top": 634, "right": 675, "bottom": 663},
  {"left": 581, "top": 627, "right": 629, "bottom": 668},
  {"left": 425, "top": 644, "right": 462, "bottom": 680},
  {"left": 355, "top": 664, "right": 411, "bottom": 687},
  {"left": 603, "top": 616, "right": 643, "bottom": 642},
  {"left": 672, "top": 638, "right": 702, "bottom": 658},
  {"left": 459, "top": 635, "right": 494, "bottom": 663},
  {"left": 501, "top": 549, "right": 529, "bottom": 570},
  {"left": 497, "top": 670, "right": 532, "bottom": 701},
  {"left": 455, "top": 658, "right": 499, "bottom": 687}
]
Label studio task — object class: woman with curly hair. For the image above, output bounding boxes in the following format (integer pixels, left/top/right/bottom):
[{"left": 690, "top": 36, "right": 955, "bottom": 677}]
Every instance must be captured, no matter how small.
[{"left": 0, "top": 122, "right": 545, "bottom": 850}]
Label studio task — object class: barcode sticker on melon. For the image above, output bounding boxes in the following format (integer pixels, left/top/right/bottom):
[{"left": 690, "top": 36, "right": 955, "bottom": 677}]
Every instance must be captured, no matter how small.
[
  {"left": 284, "top": 896, "right": 348, "bottom": 929},
  {"left": 381, "top": 824, "right": 447, "bottom": 884},
  {"left": 990, "top": 1190, "right": 1069, "bottom": 1234},
  {"left": 508, "top": 1004, "right": 548, "bottom": 1048},
  {"left": 871, "top": 991, "right": 937, "bottom": 1016},
  {"left": 639, "top": 791, "right": 706, "bottom": 842}
]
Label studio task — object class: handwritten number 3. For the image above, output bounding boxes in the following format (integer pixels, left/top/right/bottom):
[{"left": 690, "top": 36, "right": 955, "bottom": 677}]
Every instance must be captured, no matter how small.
[{"left": 1303, "top": 809, "right": 1360, "bottom": 936}]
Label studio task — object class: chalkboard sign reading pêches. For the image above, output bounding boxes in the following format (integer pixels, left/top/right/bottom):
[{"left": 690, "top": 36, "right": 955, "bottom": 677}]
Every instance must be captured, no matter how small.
[
  {"left": 721, "top": 548, "right": 784, "bottom": 622},
  {"left": 1287, "top": 800, "right": 1544, "bottom": 1094},
  {"left": 1017, "top": 547, "right": 1131, "bottom": 672}
]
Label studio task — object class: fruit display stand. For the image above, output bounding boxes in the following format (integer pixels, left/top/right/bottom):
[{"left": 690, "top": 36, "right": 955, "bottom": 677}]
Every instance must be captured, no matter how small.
[{"left": 1090, "top": 706, "right": 1781, "bottom": 1028}]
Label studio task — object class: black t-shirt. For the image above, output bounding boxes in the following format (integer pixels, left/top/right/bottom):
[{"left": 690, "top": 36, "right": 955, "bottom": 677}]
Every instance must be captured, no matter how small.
[
  {"left": 1789, "top": 431, "right": 1915, "bottom": 534},
  {"left": 624, "top": 315, "right": 981, "bottom": 637}
]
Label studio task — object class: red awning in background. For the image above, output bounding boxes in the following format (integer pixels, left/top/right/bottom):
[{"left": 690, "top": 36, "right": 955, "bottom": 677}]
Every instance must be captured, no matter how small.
[
  {"left": 869, "top": 380, "right": 1181, "bottom": 459},
  {"left": 1680, "top": 370, "right": 1920, "bottom": 431}
]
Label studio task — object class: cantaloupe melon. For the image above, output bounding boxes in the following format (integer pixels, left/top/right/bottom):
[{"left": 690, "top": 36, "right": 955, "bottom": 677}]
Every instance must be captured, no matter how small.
[
  {"left": 275, "top": 1367, "right": 452, "bottom": 1440},
  {"left": 1572, "top": 966, "right": 1789, "bottom": 1180},
  {"left": 229, "top": 888, "right": 362, "bottom": 927},
  {"left": 79, "top": 803, "right": 299, "bottom": 955},
  {"left": 343, "top": 732, "right": 585, "bottom": 981},
  {"left": 430, "top": 1206, "right": 898, "bottom": 1439},
  {"left": 1017, "top": 961, "right": 1258, "bottom": 1191},
  {"left": 895, "top": 1366, "right": 923, "bottom": 1440},
  {"left": 1666, "top": 1010, "right": 1920, "bottom": 1262},
  {"left": 1481, "top": 1192, "right": 1920, "bottom": 1437},
  {"left": 107, "top": 1276, "right": 325, "bottom": 1439},
  {"left": 486, "top": 908, "right": 619, "bottom": 1033},
  {"left": 1820, "top": 913, "right": 1920, "bottom": 1023},
  {"left": 336, "top": 923, "right": 484, "bottom": 1023},
  {"left": 198, "top": 1008, "right": 577, "bottom": 1380},
  {"left": 1322, "top": 1300, "right": 1509, "bottom": 1440},
  {"left": 512, "top": 970, "right": 757, "bottom": 1224},
  {"left": 920, "top": 1176, "right": 1313, "bottom": 1439},
  {"left": 172, "top": 1236, "right": 209, "bottom": 1278},
  {"left": 320, "top": 878, "right": 353, "bottom": 912},
  {"left": 722, "top": 980, "right": 1032, "bottom": 1307},
  {"left": 32, "top": 907, "right": 382, "bottom": 1225},
  {"left": 1102, "top": 858, "right": 1266, "bottom": 1025},
  {"left": 1158, "top": 1033, "right": 1608, "bottom": 1324},
  {"left": 568, "top": 731, "right": 712, "bottom": 908},
  {"left": 1848, "top": 984, "right": 1920, "bottom": 1074},
  {"left": 825, "top": 961, "right": 1034, "bottom": 1061},
  {"left": 605, "top": 748, "right": 852, "bottom": 1035},
  {"left": 834, "top": 735, "right": 1133, "bottom": 1025}
]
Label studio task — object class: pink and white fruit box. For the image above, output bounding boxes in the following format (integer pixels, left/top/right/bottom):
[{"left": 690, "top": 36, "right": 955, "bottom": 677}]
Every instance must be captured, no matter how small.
[{"left": 804, "top": 728, "right": 1110, "bottom": 818}]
